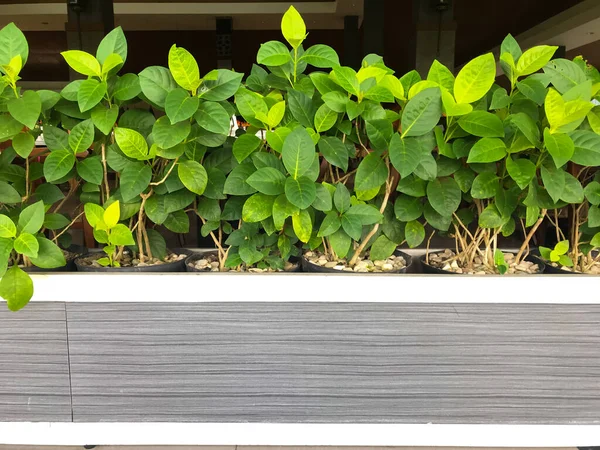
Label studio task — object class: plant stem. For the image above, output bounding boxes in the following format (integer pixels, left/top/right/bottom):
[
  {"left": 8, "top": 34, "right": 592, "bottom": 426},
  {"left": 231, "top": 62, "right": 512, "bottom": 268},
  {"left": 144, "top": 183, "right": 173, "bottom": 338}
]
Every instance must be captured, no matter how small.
[
  {"left": 52, "top": 211, "right": 84, "bottom": 243},
  {"left": 348, "top": 167, "right": 392, "bottom": 266},
  {"left": 99, "top": 144, "right": 110, "bottom": 204},
  {"left": 136, "top": 191, "right": 152, "bottom": 262},
  {"left": 150, "top": 158, "right": 178, "bottom": 186},
  {"left": 515, "top": 208, "right": 547, "bottom": 264}
]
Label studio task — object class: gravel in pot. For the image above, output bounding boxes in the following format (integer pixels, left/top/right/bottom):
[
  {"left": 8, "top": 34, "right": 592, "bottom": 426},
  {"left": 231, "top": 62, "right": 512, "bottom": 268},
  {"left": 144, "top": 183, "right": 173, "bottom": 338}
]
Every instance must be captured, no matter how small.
[
  {"left": 302, "top": 249, "right": 412, "bottom": 273},
  {"left": 529, "top": 250, "right": 598, "bottom": 275},
  {"left": 75, "top": 248, "right": 192, "bottom": 272},
  {"left": 186, "top": 251, "right": 301, "bottom": 272},
  {"left": 421, "top": 249, "right": 545, "bottom": 274}
]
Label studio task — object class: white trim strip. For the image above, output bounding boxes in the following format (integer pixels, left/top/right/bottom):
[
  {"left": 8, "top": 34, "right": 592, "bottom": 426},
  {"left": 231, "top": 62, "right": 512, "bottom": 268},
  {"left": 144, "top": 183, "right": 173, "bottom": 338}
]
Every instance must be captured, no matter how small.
[
  {"left": 114, "top": 2, "right": 337, "bottom": 15},
  {"left": 1, "top": 423, "right": 599, "bottom": 447},
  {"left": 21, "top": 272, "right": 600, "bottom": 304}
]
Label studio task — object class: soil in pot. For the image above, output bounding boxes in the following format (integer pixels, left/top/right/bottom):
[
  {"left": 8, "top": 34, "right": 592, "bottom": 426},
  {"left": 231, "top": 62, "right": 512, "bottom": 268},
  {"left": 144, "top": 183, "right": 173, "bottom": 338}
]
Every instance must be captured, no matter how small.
[
  {"left": 422, "top": 249, "right": 544, "bottom": 274},
  {"left": 302, "top": 250, "right": 411, "bottom": 273},
  {"left": 75, "top": 248, "right": 191, "bottom": 272},
  {"left": 186, "top": 252, "right": 301, "bottom": 272}
]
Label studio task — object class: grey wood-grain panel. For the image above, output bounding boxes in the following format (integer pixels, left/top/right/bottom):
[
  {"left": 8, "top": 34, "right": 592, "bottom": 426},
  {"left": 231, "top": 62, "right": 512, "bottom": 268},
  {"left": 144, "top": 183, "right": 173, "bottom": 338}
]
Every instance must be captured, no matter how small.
[
  {"left": 0, "top": 302, "right": 71, "bottom": 422},
  {"left": 66, "top": 302, "right": 600, "bottom": 424}
]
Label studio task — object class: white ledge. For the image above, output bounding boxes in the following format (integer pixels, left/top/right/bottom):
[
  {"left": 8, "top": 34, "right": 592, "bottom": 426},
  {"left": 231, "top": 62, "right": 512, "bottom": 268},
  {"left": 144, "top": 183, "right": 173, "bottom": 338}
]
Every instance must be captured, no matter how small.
[
  {"left": 1, "top": 423, "right": 600, "bottom": 447},
  {"left": 20, "top": 271, "right": 600, "bottom": 304}
]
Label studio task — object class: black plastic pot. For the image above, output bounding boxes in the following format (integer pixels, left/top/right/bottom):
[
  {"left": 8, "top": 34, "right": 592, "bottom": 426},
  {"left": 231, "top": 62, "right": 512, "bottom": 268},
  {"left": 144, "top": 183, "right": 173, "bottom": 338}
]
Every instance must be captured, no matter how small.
[
  {"left": 420, "top": 250, "right": 546, "bottom": 274},
  {"left": 185, "top": 252, "right": 302, "bottom": 273},
  {"left": 529, "top": 249, "right": 594, "bottom": 275},
  {"left": 302, "top": 250, "right": 413, "bottom": 274},
  {"left": 75, "top": 248, "right": 192, "bottom": 273},
  {"left": 23, "top": 244, "right": 87, "bottom": 273}
]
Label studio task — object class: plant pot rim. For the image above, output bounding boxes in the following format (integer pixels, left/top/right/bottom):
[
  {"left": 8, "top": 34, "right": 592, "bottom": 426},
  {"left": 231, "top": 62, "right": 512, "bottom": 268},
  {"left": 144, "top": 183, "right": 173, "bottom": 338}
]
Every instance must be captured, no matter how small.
[
  {"left": 420, "top": 249, "right": 546, "bottom": 275},
  {"left": 302, "top": 249, "right": 413, "bottom": 274}
]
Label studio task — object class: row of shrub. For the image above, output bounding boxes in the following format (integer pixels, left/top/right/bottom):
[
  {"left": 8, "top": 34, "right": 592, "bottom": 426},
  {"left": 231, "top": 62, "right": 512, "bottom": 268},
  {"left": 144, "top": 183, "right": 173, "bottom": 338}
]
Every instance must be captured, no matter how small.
[{"left": 1, "top": 5, "right": 600, "bottom": 310}]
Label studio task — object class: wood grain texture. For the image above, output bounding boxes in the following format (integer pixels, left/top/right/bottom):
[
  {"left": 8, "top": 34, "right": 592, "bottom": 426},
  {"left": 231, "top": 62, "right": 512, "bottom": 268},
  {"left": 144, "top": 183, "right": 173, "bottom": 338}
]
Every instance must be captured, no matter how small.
[
  {"left": 0, "top": 303, "right": 71, "bottom": 422},
  {"left": 66, "top": 302, "right": 600, "bottom": 424}
]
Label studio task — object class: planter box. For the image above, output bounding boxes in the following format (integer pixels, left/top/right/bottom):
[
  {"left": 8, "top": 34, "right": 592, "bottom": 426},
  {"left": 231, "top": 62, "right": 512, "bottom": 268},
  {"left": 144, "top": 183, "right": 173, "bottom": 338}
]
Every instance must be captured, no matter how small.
[{"left": 1, "top": 252, "right": 600, "bottom": 448}]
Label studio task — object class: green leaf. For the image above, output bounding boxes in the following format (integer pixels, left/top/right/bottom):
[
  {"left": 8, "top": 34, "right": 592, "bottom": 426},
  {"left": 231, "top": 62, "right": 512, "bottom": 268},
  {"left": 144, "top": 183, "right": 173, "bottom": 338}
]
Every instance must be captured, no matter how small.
[
  {"left": 516, "top": 45, "right": 557, "bottom": 76},
  {"left": 246, "top": 167, "right": 286, "bottom": 196},
  {"left": 285, "top": 176, "right": 316, "bottom": 209},
  {"left": 427, "top": 59, "right": 455, "bottom": 92},
  {"left": 318, "top": 136, "right": 348, "bottom": 171},
  {"left": 272, "top": 194, "right": 299, "bottom": 229},
  {"left": 318, "top": 212, "right": 341, "bottom": 237},
  {"left": 84, "top": 203, "right": 105, "bottom": 229},
  {"left": 8, "top": 90, "right": 41, "bottom": 129},
  {"left": 77, "top": 79, "right": 107, "bottom": 113},
  {"left": 29, "top": 237, "right": 66, "bottom": 269},
  {"left": 346, "top": 204, "right": 383, "bottom": 225},
  {"left": 14, "top": 232, "right": 38, "bottom": 258},
  {"left": 334, "top": 183, "right": 351, "bottom": 214},
  {"left": 405, "top": 220, "right": 425, "bottom": 248},
  {"left": 490, "top": 87, "right": 510, "bottom": 110},
  {"left": 394, "top": 194, "right": 423, "bottom": 221},
  {"left": 178, "top": 160, "right": 208, "bottom": 195},
  {"left": 103, "top": 201, "right": 120, "bottom": 228},
  {"left": 43, "top": 125, "right": 69, "bottom": 151},
  {"left": 287, "top": 89, "right": 315, "bottom": 128},
  {"left": 427, "top": 178, "right": 461, "bottom": 217},
  {"left": 544, "top": 59, "right": 587, "bottom": 94},
  {"left": 0, "top": 114, "right": 23, "bottom": 142},
  {"left": 109, "top": 223, "right": 135, "bottom": 246},
  {"left": 233, "top": 134, "right": 261, "bottom": 163},
  {"left": 355, "top": 152, "right": 388, "bottom": 191},
  {"left": 314, "top": 103, "right": 337, "bottom": 132},
  {"left": 479, "top": 204, "right": 507, "bottom": 228},
  {"left": 458, "top": 111, "right": 504, "bottom": 137},
  {"left": 165, "top": 88, "right": 199, "bottom": 124},
  {"left": 12, "top": 132, "right": 34, "bottom": 158},
  {"left": 43, "top": 213, "right": 70, "bottom": 230},
  {"left": 341, "top": 213, "right": 362, "bottom": 240},
  {"left": 282, "top": 127, "right": 315, "bottom": 179},
  {"left": 366, "top": 119, "right": 393, "bottom": 151},
  {"left": 301, "top": 44, "right": 339, "bottom": 68},
  {"left": 76, "top": 156, "right": 103, "bottom": 185},
  {"left": 152, "top": 116, "right": 190, "bottom": 149},
  {"left": 589, "top": 206, "right": 600, "bottom": 228},
  {"left": 39, "top": 90, "right": 61, "bottom": 112},
  {"left": 121, "top": 163, "right": 151, "bottom": 202},
  {"left": 292, "top": 209, "right": 312, "bottom": 243},
  {"left": 96, "top": 26, "right": 127, "bottom": 64},
  {"left": 91, "top": 104, "right": 118, "bottom": 135},
  {"left": 516, "top": 78, "right": 547, "bottom": 105},
  {"left": 223, "top": 163, "right": 256, "bottom": 195},
  {"left": 328, "top": 229, "right": 351, "bottom": 257},
  {"left": 591, "top": 232, "right": 600, "bottom": 248},
  {"left": 242, "top": 193, "right": 276, "bottom": 222},
  {"left": 138, "top": 66, "right": 177, "bottom": 108},
  {"left": 195, "top": 101, "right": 230, "bottom": 135},
  {"left": 257, "top": 41, "right": 291, "bottom": 66},
  {"left": 369, "top": 235, "right": 397, "bottom": 261},
  {"left": 69, "top": 119, "right": 94, "bottom": 154},
  {"left": 400, "top": 87, "right": 442, "bottom": 137},
  {"left": 561, "top": 172, "right": 584, "bottom": 204},
  {"left": 312, "top": 184, "right": 332, "bottom": 211},
  {"left": 267, "top": 101, "right": 285, "bottom": 128},
  {"left": 585, "top": 181, "right": 600, "bottom": 206},
  {"left": 43, "top": 149, "right": 75, "bottom": 182},
  {"left": 114, "top": 127, "right": 149, "bottom": 161},
  {"left": 332, "top": 66, "right": 360, "bottom": 96},
  {"left": 0, "top": 23, "right": 28, "bottom": 67},
  {"left": 0, "top": 265, "right": 33, "bottom": 311},
  {"left": 281, "top": 5, "right": 306, "bottom": 49},
  {"left": 471, "top": 172, "right": 499, "bottom": 199},
  {"left": 506, "top": 156, "right": 536, "bottom": 189},
  {"left": 321, "top": 91, "right": 348, "bottom": 113},
  {"left": 508, "top": 112, "right": 540, "bottom": 147},
  {"left": 543, "top": 128, "right": 573, "bottom": 168},
  {"left": 571, "top": 131, "right": 600, "bottom": 166},
  {"left": 199, "top": 69, "right": 243, "bottom": 102},
  {"left": 113, "top": 73, "right": 141, "bottom": 101},
  {"left": 494, "top": 249, "right": 508, "bottom": 275},
  {"left": 236, "top": 90, "right": 269, "bottom": 125},
  {"left": 18, "top": 200, "right": 44, "bottom": 235},
  {"left": 454, "top": 53, "right": 496, "bottom": 104},
  {"left": 467, "top": 137, "right": 507, "bottom": 163},
  {"left": 389, "top": 134, "right": 427, "bottom": 178},
  {"left": 61, "top": 50, "right": 101, "bottom": 77},
  {"left": 168, "top": 44, "right": 200, "bottom": 92},
  {"left": 0, "top": 215, "right": 16, "bottom": 238},
  {"left": 501, "top": 34, "right": 522, "bottom": 63},
  {"left": 0, "top": 181, "right": 20, "bottom": 204}
]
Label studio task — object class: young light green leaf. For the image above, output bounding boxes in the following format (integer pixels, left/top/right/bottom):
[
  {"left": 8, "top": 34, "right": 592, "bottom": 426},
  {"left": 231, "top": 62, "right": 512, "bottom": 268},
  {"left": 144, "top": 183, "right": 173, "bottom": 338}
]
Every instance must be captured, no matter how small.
[
  {"left": 281, "top": 5, "right": 306, "bottom": 49},
  {"left": 0, "top": 215, "right": 16, "bottom": 238},
  {"left": 14, "top": 232, "right": 38, "bottom": 258},
  {"left": 61, "top": 50, "right": 101, "bottom": 77},
  {"left": 0, "top": 265, "right": 33, "bottom": 311},
  {"left": 114, "top": 127, "right": 150, "bottom": 161},
  {"left": 516, "top": 45, "right": 558, "bottom": 77},
  {"left": 454, "top": 53, "right": 496, "bottom": 104},
  {"left": 168, "top": 44, "right": 200, "bottom": 92},
  {"left": 104, "top": 201, "right": 120, "bottom": 228},
  {"left": 242, "top": 193, "right": 276, "bottom": 222}
]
